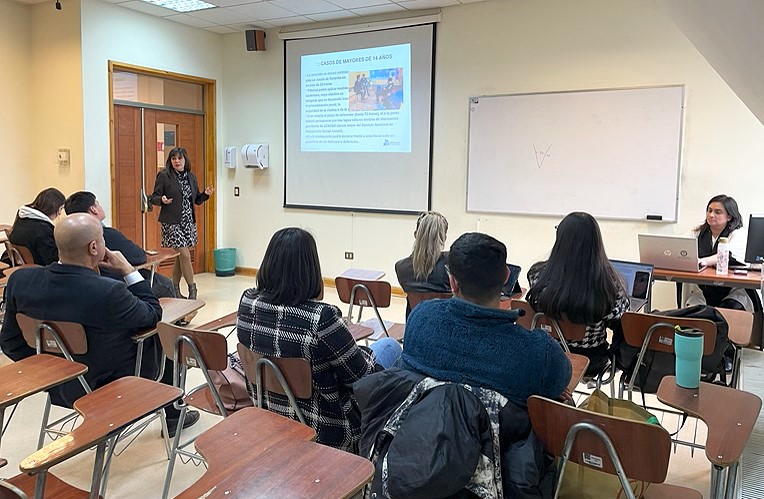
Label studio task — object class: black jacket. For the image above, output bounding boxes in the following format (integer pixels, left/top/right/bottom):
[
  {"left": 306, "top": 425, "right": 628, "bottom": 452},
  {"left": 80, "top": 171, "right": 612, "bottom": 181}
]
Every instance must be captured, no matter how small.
[
  {"left": 150, "top": 167, "right": 209, "bottom": 224},
  {"left": 8, "top": 217, "right": 57, "bottom": 265},
  {"left": 354, "top": 369, "right": 554, "bottom": 498},
  {"left": 0, "top": 264, "right": 162, "bottom": 407}
]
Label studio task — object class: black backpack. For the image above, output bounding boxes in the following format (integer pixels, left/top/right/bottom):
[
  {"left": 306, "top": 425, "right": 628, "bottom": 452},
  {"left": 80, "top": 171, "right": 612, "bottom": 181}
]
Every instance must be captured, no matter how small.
[{"left": 615, "top": 305, "right": 730, "bottom": 393}]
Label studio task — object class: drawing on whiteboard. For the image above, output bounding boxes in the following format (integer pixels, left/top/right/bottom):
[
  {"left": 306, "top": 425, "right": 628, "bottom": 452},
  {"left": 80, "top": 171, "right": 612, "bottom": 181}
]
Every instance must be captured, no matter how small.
[{"left": 533, "top": 144, "right": 552, "bottom": 168}]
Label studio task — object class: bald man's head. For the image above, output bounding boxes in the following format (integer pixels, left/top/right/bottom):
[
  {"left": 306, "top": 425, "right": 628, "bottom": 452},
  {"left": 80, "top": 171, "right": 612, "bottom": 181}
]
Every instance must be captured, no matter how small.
[{"left": 55, "top": 213, "right": 105, "bottom": 265}]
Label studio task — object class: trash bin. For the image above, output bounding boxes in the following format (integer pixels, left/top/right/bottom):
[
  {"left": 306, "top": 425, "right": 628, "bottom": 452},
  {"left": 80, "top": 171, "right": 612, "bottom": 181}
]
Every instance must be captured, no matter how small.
[{"left": 213, "top": 248, "right": 236, "bottom": 277}]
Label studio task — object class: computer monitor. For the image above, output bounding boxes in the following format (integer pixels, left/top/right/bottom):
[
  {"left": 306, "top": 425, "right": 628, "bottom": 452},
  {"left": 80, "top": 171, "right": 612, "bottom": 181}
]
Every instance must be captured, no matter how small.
[{"left": 744, "top": 215, "right": 764, "bottom": 263}]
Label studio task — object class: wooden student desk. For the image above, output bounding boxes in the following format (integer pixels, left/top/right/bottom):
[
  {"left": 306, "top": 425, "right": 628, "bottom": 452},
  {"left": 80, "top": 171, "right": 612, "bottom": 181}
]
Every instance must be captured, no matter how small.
[
  {"left": 131, "top": 297, "right": 206, "bottom": 376},
  {"left": 651, "top": 267, "right": 762, "bottom": 347},
  {"left": 657, "top": 376, "right": 762, "bottom": 499},
  {"left": 135, "top": 248, "right": 179, "bottom": 286}
]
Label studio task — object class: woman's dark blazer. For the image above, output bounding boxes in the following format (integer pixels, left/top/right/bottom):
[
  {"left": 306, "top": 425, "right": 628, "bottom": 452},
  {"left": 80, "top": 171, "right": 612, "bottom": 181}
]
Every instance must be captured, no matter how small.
[
  {"left": 8, "top": 217, "right": 57, "bottom": 265},
  {"left": 149, "top": 167, "right": 209, "bottom": 224}
]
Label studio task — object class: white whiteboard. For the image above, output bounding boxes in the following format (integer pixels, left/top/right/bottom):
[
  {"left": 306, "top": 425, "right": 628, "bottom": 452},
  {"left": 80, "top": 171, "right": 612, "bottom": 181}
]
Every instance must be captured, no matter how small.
[{"left": 466, "top": 86, "right": 684, "bottom": 221}]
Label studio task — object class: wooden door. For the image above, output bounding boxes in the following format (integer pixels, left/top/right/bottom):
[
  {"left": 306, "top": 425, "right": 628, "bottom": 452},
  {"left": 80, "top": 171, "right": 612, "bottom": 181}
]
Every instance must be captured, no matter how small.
[{"left": 113, "top": 106, "right": 206, "bottom": 274}]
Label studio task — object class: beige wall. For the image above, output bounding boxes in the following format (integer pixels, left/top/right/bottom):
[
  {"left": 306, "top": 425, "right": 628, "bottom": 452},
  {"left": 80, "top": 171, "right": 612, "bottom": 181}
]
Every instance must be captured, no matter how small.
[
  {"left": 29, "top": 0, "right": 85, "bottom": 197},
  {"left": 0, "top": 0, "right": 32, "bottom": 217},
  {"left": 218, "top": 0, "right": 764, "bottom": 309}
]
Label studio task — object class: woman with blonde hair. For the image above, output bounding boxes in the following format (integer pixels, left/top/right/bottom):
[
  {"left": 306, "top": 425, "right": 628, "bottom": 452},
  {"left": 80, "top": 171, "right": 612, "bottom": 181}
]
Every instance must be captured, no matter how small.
[{"left": 395, "top": 211, "right": 451, "bottom": 317}]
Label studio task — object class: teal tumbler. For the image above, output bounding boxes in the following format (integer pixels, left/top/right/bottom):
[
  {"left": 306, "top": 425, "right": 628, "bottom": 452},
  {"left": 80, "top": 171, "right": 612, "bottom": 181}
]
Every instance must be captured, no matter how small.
[{"left": 674, "top": 326, "right": 703, "bottom": 389}]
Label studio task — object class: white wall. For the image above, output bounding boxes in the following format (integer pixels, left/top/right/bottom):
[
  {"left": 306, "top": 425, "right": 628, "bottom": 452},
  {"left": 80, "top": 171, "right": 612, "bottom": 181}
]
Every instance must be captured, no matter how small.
[
  {"left": 79, "top": 0, "right": 224, "bottom": 223},
  {"left": 219, "top": 0, "right": 764, "bottom": 309},
  {"left": 0, "top": 0, "right": 32, "bottom": 217}
]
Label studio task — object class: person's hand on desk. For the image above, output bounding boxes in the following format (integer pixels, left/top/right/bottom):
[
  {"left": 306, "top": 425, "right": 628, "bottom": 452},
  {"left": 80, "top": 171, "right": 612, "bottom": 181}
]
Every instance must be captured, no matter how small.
[
  {"left": 100, "top": 249, "right": 136, "bottom": 276},
  {"left": 699, "top": 255, "right": 715, "bottom": 269}
]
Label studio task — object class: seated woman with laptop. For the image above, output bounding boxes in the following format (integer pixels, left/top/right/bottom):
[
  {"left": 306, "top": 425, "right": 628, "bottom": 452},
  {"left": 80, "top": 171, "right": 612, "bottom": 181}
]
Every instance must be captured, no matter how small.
[
  {"left": 682, "top": 194, "right": 753, "bottom": 311},
  {"left": 236, "top": 227, "right": 401, "bottom": 453},
  {"left": 526, "top": 211, "right": 629, "bottom": 376}
]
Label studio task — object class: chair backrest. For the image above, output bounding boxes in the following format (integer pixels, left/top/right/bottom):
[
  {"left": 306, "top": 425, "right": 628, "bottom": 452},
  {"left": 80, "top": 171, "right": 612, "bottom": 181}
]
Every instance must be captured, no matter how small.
[
  {"left": 8, "top": 243, "right": 35, "bottom": 266},
  {"left": 716, "top": 307, "right": 753, "bottom": 347},
  {"left": 236, "top": 343, "right": 312, "bottom": 425},
  {"left": 509, "top": 299, "right": 535, "bottom": 329},
  {"left": 621, "top": 311, "right": 716, "bottom": 356},
  {"left": 406, "top": 291, "right": 452, "bottom": 311},
  {"left": 236, "top": 344, "right": 312, "bottom": 399},
  {"left": 334, "top": 276, "right": 392, "bottom": 308},
  {"left": 156, "top": 322, "right": 228, "bottom": 372},
  {"left": 509, "top": 300, "right": 588, "bottom": 349},
  {"left": 527, "top": 395, "right": 671, "bottom": 486},
  {"left": 16, "top": 313, "right": 88, "bottom": 356}
]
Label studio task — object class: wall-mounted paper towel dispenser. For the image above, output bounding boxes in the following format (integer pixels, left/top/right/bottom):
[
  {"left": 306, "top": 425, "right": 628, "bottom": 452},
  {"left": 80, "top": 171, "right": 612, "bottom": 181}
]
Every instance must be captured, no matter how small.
[{"left": 242, "top": 144, "right": 269, "bottom": 169}]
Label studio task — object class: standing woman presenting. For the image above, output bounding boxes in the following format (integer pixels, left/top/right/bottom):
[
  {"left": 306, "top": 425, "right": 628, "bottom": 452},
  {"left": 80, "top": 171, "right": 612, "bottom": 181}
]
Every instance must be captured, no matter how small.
[{"left": 150, "top": 147, "right": 214, "bottom": 299}]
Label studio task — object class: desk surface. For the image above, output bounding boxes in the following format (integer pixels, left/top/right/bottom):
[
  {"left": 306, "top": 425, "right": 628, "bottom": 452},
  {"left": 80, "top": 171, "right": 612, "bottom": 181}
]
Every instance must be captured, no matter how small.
[
  {"left": 131, "top": 298, "right": 206, "bottom": 341},
  {"left": 339, "top": 268, "right": 385, "bottom": 281},
  {"left": 653, "top": 267, "right": 761, "bottom": 289},
  {"left": 0, "top": 355, "right": 87, "bottom": 408},
  {"left": 135, "top": 248, "right": 178, "bottom": 271},
  {"left": 656, "top": 376, "right": 762, "bottom": 466}
]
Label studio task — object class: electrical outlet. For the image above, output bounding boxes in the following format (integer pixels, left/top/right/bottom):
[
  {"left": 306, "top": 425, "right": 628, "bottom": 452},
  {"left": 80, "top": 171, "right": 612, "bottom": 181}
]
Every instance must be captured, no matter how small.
[
  {"left": 344, "top": 251, "right": 354, "bottom": 260},
  {"left": 234, "top": 186, "right": 240, "bottom": 197}
]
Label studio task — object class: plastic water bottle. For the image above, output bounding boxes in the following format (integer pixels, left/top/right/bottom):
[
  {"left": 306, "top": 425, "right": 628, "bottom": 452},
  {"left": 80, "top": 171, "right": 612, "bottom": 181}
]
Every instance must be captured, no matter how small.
[
  {"left": 674, "top": 326, "right": 703, "bottom": 389},
  {"left": 716, "top": 237, "right": 729, "bottom": 275}
]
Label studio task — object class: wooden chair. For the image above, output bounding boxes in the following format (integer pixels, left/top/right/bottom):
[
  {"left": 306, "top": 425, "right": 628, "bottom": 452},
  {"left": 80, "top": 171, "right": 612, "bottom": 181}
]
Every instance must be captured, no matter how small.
[
  {"left": 16, "top": 314, "right": 93, "bottom": 449},
  {"left": 334, "top": 276, "right": 405, "bottom": 341},
  {"left": 174, "top": 408, "right": 372, "bottom": 499},
  {"left": 405, "top": 291, "right": 452, "bottom": 312},
  {"left": 527, "top": 395, "right": 703, "bottom": 499},
  {"left": 5, "top": 377, "right": 182, "bottom": 499},
  {"left": 15, "top": 313, "right": 170, "bottom": 476},
  {"left": 156, "top": 321, "right": 232, "bottom": 499},
  {"left": 508, "top": 300, "right": 588, "bottom": 353},
  {"left": 236, "top": 344, "right": 312, "bottom": 425},
  {"left": 619, "top": 311, "right": 717, "bottom": 399},
  {"left": 715, "top": 307, "right": 753, "bottom": 388},
  {"left": 174, "top": 407, "right": 316, "bottom": 498},
  {"left": 6, "top": 244, "right": 34, "bottom": 267}
]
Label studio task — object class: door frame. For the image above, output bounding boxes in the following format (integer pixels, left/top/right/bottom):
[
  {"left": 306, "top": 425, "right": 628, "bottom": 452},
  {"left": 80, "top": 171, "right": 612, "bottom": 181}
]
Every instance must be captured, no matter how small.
[{"left": 108, "top": 61, "right": 217, "bottom": 273}]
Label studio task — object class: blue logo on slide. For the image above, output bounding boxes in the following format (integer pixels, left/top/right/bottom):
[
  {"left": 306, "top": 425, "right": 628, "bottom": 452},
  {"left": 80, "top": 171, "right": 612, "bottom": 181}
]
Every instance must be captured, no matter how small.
[{"left": 383, "top": 139, "right": 400, "bottom": 146}]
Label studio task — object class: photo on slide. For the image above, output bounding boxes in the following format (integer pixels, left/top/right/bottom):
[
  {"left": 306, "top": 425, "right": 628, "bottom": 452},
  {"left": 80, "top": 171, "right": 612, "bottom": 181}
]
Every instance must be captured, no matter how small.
[
  {"left": 348, "top": 71, "right": 372, "bottom": 111},
  {"left": 369, "top": 68, "right": 404, "bottom": 110}
]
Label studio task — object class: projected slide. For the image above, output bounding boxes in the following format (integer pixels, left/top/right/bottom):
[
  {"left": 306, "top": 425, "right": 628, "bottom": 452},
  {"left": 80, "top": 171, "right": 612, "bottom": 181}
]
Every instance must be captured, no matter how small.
[{"left": 301, "top": 44, "right": 411, "bottom": 153}]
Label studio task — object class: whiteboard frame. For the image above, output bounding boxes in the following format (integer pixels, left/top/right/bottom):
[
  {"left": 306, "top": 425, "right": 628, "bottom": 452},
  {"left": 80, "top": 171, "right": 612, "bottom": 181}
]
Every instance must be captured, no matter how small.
[{"left": 465, "top": 85, "right": 685, "bottom": 222}]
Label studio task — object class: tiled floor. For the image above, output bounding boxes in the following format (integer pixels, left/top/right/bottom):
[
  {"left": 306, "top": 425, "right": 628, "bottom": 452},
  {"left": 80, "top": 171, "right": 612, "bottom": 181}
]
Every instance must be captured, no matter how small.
[{"left": 0, "top": 273, "right": 712, "bottom": 497}]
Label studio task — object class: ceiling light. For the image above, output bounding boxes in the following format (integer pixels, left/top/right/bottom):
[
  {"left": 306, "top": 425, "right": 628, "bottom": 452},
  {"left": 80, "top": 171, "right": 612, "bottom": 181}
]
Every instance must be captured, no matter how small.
[{"left": 141, "top": 0, "right": 215, "bottom": 13}]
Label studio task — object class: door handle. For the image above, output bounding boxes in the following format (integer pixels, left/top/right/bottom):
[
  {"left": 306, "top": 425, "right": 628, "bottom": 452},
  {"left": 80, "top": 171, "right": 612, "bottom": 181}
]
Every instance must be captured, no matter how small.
[{"left": 140, "top": 189, "right": 152, "bottom": 213}]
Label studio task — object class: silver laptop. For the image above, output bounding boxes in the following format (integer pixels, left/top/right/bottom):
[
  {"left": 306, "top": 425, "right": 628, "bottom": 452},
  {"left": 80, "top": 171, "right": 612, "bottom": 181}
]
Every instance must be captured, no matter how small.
[
  {"left": 638, "top": 234, "right": 705, "bottom": 273},
  {"left": 610, "top": 259, "right": 653, "bottom": 312}
]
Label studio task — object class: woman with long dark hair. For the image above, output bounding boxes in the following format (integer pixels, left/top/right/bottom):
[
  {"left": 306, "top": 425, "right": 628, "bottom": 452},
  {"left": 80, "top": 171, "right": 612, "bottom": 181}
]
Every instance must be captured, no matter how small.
[
  {"left": 683, "top": 194, "right": 752, "bottom": 310},
  {"left": 150, "top": 147, "right": 213, "bottom": 300},
  {"left": 526, "top": 212, "right": 629, "bottom": 374},
  {"left": 9, "top": 187, "right": 66, "bottom": 265},
  {"left": 237, "top": 227, "right": 401, "bottom": 452},
  {"left": 395, "top": 211, "right": 450, "bottom": 317}
]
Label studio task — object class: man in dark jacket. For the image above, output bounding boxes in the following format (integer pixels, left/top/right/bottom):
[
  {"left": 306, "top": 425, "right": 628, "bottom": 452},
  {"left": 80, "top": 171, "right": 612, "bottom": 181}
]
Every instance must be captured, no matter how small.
[
  {"left": 64, "top": 191, "right": 175, "bottom": 298},
  {"left": 0, "top": 213, "right": 198, "bottom": 433}
]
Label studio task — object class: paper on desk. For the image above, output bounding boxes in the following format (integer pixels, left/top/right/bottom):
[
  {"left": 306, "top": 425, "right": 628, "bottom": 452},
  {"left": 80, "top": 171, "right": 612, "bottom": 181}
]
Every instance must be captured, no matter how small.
[{"left": 360, "top": 318, "right": 393, "bottom": 340}]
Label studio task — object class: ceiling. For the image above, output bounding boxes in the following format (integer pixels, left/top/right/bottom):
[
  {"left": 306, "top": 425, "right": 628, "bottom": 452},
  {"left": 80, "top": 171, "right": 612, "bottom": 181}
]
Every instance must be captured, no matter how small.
[{"left": 19, "top": 0, "right": 487, "bottom": 34}]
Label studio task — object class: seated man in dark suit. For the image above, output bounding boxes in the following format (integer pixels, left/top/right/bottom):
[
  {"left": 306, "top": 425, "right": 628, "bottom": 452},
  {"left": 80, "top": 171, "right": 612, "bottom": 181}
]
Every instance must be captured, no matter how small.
[
  {"left": 0, "top": 213, "right": 198, "bottom": 434},
  {"left": 64, "top": 191, "right": 176, "bottom": 299}
]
